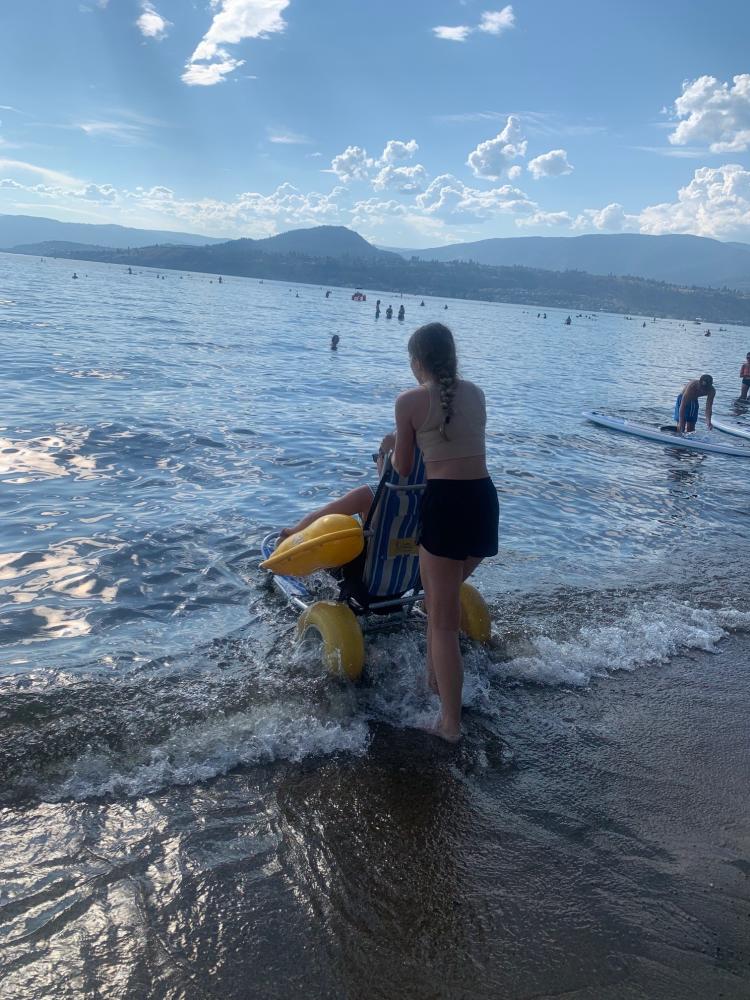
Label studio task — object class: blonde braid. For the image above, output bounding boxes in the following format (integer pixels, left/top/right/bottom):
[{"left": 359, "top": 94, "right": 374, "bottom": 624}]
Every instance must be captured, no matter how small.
[
  {"left": 438, "top": 369, "right": 457, "bottom": 440},
  {"left": 407, "top": 322, "right": 459, "bottom": 440}
]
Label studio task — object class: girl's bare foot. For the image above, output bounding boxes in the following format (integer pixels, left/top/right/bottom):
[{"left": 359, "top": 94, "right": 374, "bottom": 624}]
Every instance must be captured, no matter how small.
[{"left": 421, "top": 717, "right": 461, "bottom": 744}]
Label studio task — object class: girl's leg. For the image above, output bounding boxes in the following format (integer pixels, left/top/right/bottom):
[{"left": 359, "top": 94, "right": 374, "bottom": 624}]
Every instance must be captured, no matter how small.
[
  {"left": 424, "top": 558, "right": 480, "bottom": 693},
  {"left": 280, "top": 485, "right": 373, "bottom": 539},
  {"left": 419, "top": 546, "right": 465, "bottom": 741},
  {"left": 462, "top": 556, "right": 483, "bottom": 582},
  {"left": 424, "top": 598, "right": 438, "bottom": 694}
]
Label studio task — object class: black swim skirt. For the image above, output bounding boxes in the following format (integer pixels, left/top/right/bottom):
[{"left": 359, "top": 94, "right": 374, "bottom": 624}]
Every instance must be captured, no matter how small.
[{"left": 418, "top": 477, "right": 499, "bottom": 561}]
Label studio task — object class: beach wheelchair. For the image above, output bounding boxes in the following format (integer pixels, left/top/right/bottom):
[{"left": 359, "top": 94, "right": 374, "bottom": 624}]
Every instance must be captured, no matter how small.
[{"left": 260, "top": 450, "right": 491, "bottom": 681}]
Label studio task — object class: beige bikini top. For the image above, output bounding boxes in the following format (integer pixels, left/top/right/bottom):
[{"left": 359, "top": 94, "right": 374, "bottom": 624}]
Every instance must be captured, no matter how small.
[{"left": 416, "top": 379, "right": 486, "bottom": 462}]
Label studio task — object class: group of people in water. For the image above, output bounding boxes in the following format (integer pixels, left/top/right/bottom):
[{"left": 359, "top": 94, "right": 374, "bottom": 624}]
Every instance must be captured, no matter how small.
[{"left": 375, "top": 300, "right": 406, "bottom": 321}]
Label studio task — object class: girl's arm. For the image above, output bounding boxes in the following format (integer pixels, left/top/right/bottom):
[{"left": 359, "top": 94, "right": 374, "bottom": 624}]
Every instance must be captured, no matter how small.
[{"left": 393, "top": 392, "right": 416, "bottom": 476}]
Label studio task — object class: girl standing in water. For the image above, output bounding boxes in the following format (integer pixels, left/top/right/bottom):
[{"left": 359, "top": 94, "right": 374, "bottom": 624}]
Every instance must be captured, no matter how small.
[{"left": 388, "top": 323, "right": 498, "bottom": 741}]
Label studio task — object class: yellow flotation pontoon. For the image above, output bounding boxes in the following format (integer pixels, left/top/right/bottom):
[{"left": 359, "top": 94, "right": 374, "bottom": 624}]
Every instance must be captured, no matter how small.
[
  {"left": 260, "top": 450, "right": 493, "bottom": 682},
  {"left": 260, "top": 514, "right": 364, "bottom": 577}
]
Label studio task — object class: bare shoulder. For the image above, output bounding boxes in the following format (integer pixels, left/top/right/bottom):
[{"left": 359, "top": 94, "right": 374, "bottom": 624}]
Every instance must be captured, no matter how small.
[
  {"left": 396, "top": 384, "right": 430, "bottom": 428},
  {"left": 459, "top": 378, "right": 486, "bottom": 405},
  {"left": 459, "top": 377, "right": 485, "bottom": 395},
  {"left": 396, "top": 385, "right": 429, "bottom": 410}
]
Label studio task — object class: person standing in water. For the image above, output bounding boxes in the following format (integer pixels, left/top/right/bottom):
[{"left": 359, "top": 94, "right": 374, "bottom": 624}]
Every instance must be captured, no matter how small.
[
  {"left": 674, "top": 374, "right": 715, "bottom": 432},
  {"left": 386, "top": 305, "right": 393, "bottom": 319},
  {"left": 331, "top": 334, "right": 340, "bottom": 350},
  {"left": 739, "top": 352, "right": 750, "bottom": 400},
  {"left": 398, "top": 305, "right": 405, "bottom": 321},
  {"left": 389, "top": 323, "right": 498, "bottom": 742}
]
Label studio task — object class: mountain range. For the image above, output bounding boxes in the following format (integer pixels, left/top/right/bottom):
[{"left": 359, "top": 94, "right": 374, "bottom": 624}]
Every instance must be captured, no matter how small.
[
  {"left": 0, "top": 213, "right": 224, "bottom": 250},
  {"left": 392, "top": 233, "right": 750, "bottom": 292},
  {"left": 3, "top": 214, "right": 750, "bottom": 290},
  {"left": 8, "top": 225, "right": 750, "bottom": 324}
]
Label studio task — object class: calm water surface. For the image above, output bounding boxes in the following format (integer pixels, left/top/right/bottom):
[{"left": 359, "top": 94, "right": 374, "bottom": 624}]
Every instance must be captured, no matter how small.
[{"left": 1, "top": 252, "right": 748, "bottom": 998}]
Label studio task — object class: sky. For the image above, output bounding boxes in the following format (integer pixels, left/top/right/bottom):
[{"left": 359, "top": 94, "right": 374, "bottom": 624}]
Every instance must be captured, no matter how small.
[{"left": 1, "top": 0, "right": 749, "bottom": 247}]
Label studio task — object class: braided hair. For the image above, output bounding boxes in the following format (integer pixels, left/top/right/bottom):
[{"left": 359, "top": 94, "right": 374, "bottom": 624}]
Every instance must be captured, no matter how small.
[{"left": 408, "top": 322, "right": 458, "bottom": 440}]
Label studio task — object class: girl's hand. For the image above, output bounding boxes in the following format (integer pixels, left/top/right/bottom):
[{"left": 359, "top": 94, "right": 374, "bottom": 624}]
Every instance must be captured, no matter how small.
[{"left": 380, "top": 433, "right": 396, "bottom": 453}]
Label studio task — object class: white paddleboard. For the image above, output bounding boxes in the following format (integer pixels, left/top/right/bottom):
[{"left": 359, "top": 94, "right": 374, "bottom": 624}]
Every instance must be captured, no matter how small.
[
  {"left": 583, "top": 411, "right": 750, "bottom": 457},
  {"left": 711, "top": 417, "right": 750, "bottom": 442}
]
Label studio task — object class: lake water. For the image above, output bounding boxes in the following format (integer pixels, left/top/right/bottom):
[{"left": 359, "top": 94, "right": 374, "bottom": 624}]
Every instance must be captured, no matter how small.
[{"left": 1, "top": 251, "right": 749, "bottom": 999}]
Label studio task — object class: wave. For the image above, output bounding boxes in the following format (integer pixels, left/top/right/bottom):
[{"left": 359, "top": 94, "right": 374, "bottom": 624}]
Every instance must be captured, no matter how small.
[
  {"left": 493, "top": 599, "right": 750, "bottom": 687},
  {"left": 3, "top": 597, "right": 747, "bottom": 804}
]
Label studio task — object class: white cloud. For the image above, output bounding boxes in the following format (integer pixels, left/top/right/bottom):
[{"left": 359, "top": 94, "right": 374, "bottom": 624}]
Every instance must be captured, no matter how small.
[
  {"left": 137, "top": 2, "right": 171, "bottom": 40},
  {"left": 183, "top": 0, "right": 289, "bottom": 86},
  {"left": 637, "top": 163, "right": 750, "bottom": 239},
  {"left": 122, "top": 180, "right": 346, "bottom": 235},
  {"left": 507, "top": 164, "right": 522, "bottom": 180},
  {"left": 466, "top": 115, "right": 527, "bottom": 180},
  {"left": 527, "top": 148, "right": 574, "bottom": 179},
  {"left": 668, "top": 74, "right": 750, "bottom": 153},
  {"left": 330, "top": 145, "right": 375, "bottom": 183},
  {"left": 516, "top": 210, "right": 572, "bottom": 228},
  {"left": 380, "top": 139, "right": 419, "bottom": 163},
  {"left": 76, "top": 120, "right": 151, "bottom": 145},
  {"left": 372, "top": 163, "right": 428, "bottom": 193},
  {"left": 77, "top": 183, "right": 118, "bottom": 202},
  {"left": 330, "top": 138, "right": 422, "bottom": 187},
  {"left": 433, "top": 6, "right": 515, "bottom": 42},
  {"left": 0, "top": 158, "right": 82, "bottom": 188},
  {"left": 572, "top": 203, "right": 636, "bottom": 232},
  {"left": 417, "top": 173, "right": 536, "bottom": 222},
  {"left": 182, "top": 55, "right": 243, "bottom": 87},
  {"left": 478, "top": 6, "right": 515, "bottom": 35},
  {"left": 351, "top": 198, "right": 407, "bottom": 227},
  {"left": 0, "top": 158, "right": 349, "bottom": 237},
  {"left": 268, "top": 129, "right": 312, "bottom": 145},
  {"left": 433, "top": 25, "right": 472, "bottom": 42}
]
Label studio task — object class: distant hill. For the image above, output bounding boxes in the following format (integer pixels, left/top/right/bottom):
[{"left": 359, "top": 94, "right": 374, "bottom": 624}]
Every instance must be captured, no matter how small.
[
  {"left": 0, "top": 213, "right": 225, "bottom": 250},
  {"left": 9, "top": 229, "right": 750, "bottom": 324},
  {"left": 398, "top": 233, "right": 750, "bottom": 292},
  {"left": 10, "top": 226, "right": 400, "bottom": 268},
  {"left": 250, "top": 225, "right": 394, "bottom": 259}
]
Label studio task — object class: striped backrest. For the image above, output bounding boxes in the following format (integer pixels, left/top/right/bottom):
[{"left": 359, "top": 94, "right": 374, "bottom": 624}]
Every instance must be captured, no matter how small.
[{"left": 361, "top": 449, "right": 425, "bottom": 598}]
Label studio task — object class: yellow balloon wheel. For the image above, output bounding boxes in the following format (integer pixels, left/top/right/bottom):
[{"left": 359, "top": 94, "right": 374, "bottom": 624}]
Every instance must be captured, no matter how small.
[
  {"left": 459, "top": 583, "right": 491, "bottom": 643},
  {"left": 296, "top": 601, "right": 365, "bottom": 682}
]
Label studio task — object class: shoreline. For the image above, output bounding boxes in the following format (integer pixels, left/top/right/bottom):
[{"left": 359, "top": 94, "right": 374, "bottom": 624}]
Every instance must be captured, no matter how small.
[
  {"left": 4, "top": 249, "right": 749, "bottom": 327},
  {"left": 1, "top": 632, "right": 748, "bottom": 999}
]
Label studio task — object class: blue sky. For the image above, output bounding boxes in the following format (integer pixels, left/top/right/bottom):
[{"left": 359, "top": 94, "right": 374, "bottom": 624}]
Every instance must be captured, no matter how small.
[{"left": 1, "top": 0, "right": 749, "bottom": 246}]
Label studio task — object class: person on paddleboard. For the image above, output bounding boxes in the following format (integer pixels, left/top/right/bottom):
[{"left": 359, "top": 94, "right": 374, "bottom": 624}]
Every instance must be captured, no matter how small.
[
  {"left": 674, "top": 374, "right": 715, "bottom": 433},
  {"left": 739, "top": 353, "right": 750, "bottom": 401}
]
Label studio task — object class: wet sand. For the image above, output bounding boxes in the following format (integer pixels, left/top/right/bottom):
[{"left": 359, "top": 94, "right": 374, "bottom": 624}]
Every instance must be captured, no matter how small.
[{"left": 1, "top": 634, "right": 748, "bottom": 1000}]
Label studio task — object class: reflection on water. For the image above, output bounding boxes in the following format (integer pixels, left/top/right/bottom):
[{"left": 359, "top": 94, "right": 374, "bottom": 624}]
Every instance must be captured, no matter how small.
[{"left": 0, "top": 430, "right": 98, "bottom": 481}]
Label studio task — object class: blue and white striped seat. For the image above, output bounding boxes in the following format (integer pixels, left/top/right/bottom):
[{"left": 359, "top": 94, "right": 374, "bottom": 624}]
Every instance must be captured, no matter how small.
[{"left": 356, "top": 449, "right": 426, "bottom": 603}]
